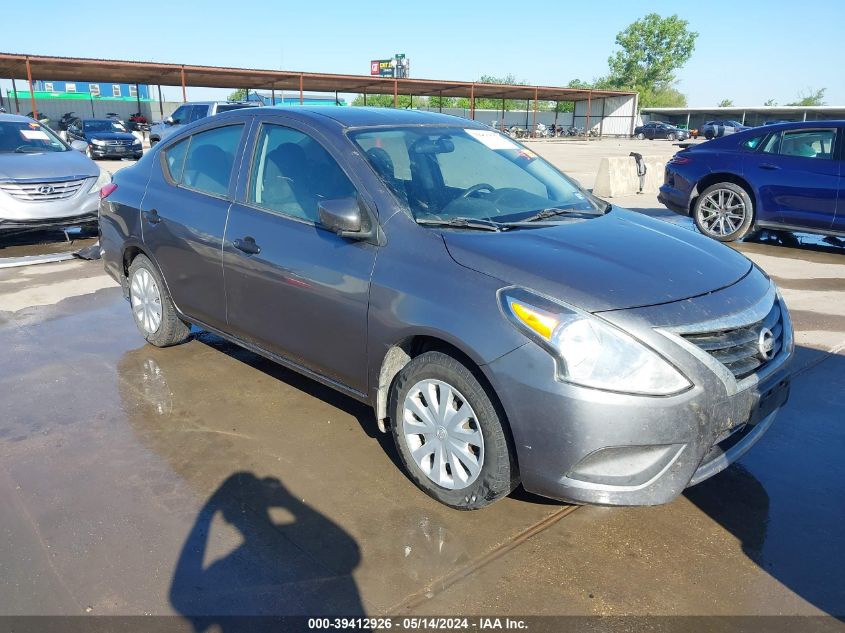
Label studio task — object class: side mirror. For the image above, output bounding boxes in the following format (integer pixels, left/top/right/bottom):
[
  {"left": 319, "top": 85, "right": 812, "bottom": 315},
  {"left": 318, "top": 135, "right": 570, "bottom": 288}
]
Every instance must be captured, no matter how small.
[
  {"left": 317, "top": 197, "right": 374, "bottom": 240},
  {"left": 70, "top": 140, "right": 88, "bottom": 152},
  {"left": 165, "top": 116, "right": 175, "bottom": 125}
]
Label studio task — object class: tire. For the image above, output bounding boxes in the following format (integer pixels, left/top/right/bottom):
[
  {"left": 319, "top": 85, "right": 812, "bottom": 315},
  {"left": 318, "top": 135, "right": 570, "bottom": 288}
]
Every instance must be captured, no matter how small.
[
  {"left": 127, "top": 254, "right": 190, "bottom": 347},
  {"left": 693, "top": 182, "right": 754, "bottom": 242},
  {"left": 150, "top": 138, "right": 159, "bottom": 146},
  {"left": 636, "top": 132, "right": 645, "bottom": 140},
  {"left": 85, "top": 146, "right": 93, "bottom": 159},
  {"left": 667, "top": 133, "right": 676, "bottom": 141},
  {"left": 389, "top": 351, "right": 518, "bottom": 510},
  {"left": 704, "top": 131, "right": 714, "bottom": 140}
]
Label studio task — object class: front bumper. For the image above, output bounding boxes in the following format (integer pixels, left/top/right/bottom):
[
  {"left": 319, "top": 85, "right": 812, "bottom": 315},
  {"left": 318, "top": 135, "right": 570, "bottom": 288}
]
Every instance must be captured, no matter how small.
[
  {"left": 485, "top": 276, "right": 793, "bottom": 506},
  {"left": 0, "top": 188, "right": 100, "bottom": 231},
  {"left": 90, "top": 145, "right": 142, "bottom": 159}
]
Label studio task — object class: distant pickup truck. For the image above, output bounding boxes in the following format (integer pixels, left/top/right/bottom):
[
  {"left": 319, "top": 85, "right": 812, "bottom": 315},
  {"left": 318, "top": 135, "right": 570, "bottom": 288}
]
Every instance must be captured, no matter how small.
[{"left": 149, "top": 101, "right": 260, "bottom": 145}]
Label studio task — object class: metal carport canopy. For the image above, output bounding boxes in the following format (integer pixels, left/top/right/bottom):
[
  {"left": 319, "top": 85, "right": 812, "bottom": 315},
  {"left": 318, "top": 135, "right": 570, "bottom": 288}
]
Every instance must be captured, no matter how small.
[{"left": 0, "top": 52, "right": 635, "bottom": 102}]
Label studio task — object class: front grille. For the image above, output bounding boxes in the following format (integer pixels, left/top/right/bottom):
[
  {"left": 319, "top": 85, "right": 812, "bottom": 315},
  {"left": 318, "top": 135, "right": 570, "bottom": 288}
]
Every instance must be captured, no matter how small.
[
  {"left": 104, "top": 139, "right": 134, "bottom": 146},
  {"left": 682, "top": 300, "right": 783, "bottom": 379},
  {"left": 0, "top": 178, "right": 88, "bottom": 202}
]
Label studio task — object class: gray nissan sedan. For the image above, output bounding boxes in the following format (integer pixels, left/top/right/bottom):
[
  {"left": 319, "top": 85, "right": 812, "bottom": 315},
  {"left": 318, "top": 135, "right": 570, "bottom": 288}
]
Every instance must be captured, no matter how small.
[
  {"left": 0, "top": 113, "right": 110, "bottom": 231},
  {"left": 99, "top": 107, "right": 793, "bottom": 510}
]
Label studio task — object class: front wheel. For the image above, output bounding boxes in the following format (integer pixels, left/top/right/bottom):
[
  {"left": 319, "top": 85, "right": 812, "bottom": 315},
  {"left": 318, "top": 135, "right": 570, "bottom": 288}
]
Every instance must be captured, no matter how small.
[
  {"left": 693, "top": 182, "right": 754, "bottom": 242},
  {"left": 389, "top": 351, "right": 518, "bottom": 510},
  {"left": 636, "top": 132, "right": 645, "bottom": 140},
  {"left": 667, "top": 133, "right": 676, "bottom": 141}
]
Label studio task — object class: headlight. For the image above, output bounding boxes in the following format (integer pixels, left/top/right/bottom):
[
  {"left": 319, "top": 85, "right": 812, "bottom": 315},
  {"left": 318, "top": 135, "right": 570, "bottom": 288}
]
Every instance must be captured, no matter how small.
[
  {"left": 91, "top": 139, "right": 106, "bottom": 146},
  {"left": 500, "top": 288, "right": 691, "bottom": 395},
  {"left": 88, "top": 169, "right": 112, "bottom": 194}
]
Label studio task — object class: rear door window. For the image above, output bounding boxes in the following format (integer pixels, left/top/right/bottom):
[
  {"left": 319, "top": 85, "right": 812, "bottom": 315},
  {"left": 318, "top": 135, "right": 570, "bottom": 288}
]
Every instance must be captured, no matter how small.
[{"left": 180, "top": 125, "right": 244, "bottom": 197}]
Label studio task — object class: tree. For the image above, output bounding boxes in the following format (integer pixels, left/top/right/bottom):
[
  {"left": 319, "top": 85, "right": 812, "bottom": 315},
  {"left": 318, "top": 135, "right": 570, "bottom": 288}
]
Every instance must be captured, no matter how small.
[
  {"left": 228, "top": 88, "right": 248, "bottom": 101},
  {"left": 351, "top": 93, "right": 416, "bottom": 108},
  {"left": 607, "top": 14, "right": 698, "bottom": 90},
  {"left": 763, "top": 99, "right": 777, "bottom": 106},
  {"left": 452, "top": 74, "right": 530, "bottom": 111},
  {"left": 717, "top": 98, "right": 734, "bottom": 107},
  {"left": 639, "top": 85, "right": 687, "bottom": 108},
  {"left": 428, "top": 95, "right": 456, "bottom": 109},
  {"left": 787, "top": 87, "right": 826, "bottom": 107}
]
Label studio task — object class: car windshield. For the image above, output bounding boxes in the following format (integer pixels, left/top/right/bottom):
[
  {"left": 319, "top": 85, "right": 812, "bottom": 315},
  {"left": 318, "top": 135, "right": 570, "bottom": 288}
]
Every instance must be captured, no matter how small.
[
  {"left": 350, "top": 126, "right": 601, "bottom": 224},
  {"left": 0, "top": 120, "right": 68, "bottom": 153},
  {"left": 84, "top": 120, "right": 127, "bottom": 133}
]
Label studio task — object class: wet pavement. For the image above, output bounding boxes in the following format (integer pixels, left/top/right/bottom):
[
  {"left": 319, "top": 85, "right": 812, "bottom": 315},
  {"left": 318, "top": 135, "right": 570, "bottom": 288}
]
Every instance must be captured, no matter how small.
[{"left": 1, "top": 147, "right": 844, "bottom": 625}]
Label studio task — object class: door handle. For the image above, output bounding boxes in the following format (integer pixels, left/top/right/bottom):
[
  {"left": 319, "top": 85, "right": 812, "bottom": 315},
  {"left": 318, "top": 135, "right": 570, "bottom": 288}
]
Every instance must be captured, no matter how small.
[
  {"left": 142, "top": 209, "right": 161, "bottom": 224},
  {"left": 233, "top": 236, "right": 261, "bottom": 255},
  {"left": 759, "top": 163, "right": 781, "bottom": 170}
]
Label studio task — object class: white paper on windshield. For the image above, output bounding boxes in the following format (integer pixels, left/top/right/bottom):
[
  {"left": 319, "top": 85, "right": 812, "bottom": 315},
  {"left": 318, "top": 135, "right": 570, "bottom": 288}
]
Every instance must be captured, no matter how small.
[
  {"left": 464, "top": 128, "right": 519, "bottom": 150},
  {"left": 20, "top": 129, "right": 49, "bottom": 140}
]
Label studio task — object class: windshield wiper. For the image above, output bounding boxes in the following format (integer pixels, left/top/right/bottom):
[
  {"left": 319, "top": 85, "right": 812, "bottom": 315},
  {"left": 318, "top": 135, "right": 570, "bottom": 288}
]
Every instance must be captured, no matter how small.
[
  {"left": 520, "top": 207, "right": 595, "bottom": 223},
  {"left": 416, "top": 217, "right": 505, "bottom": 232}
]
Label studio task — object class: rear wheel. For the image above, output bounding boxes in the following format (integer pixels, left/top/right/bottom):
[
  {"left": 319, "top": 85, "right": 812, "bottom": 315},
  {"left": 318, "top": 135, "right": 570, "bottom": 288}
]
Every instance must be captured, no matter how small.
[
  {"left": 693, "top": 182, "right": 754, "bottom": 242},
  {"left": 128, "top": 255, "right": 190, "bottom": 347},
  {"left": 389, "top": 351, "right": 518, "bottom": 510}
]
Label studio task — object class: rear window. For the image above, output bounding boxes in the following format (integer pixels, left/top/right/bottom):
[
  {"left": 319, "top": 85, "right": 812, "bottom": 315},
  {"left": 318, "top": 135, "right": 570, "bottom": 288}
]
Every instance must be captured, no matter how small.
[
  {"left": 216, "top": 104, "right": 257, "bottom": 114},
  {"left": 163, "top": 138, "right": 189, "bottom": 181}
]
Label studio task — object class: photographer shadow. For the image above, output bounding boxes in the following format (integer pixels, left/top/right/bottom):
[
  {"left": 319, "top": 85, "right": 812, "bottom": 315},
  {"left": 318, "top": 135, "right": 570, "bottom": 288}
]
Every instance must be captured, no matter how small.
[{"left": 169, "top": 471, "right": 366, "bottom": 632}]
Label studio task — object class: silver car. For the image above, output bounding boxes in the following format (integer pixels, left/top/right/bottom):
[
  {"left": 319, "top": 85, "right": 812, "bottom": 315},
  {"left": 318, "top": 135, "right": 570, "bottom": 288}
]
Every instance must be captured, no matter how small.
[{"left": 0, "top": 114, "right": 110, "bottom": 231}]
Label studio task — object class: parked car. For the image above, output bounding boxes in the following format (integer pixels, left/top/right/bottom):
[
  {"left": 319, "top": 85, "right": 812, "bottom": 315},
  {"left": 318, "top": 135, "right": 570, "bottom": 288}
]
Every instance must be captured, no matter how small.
[
  {"left": 659, "top": 121, "right": 843, "bottom": 241},
  {"left": 633, "top": 121, "right": 689, "bottom": 141},
  {"left": 66, "top": 118, "right": 143, "bottom": 160},
  {"left": 100, "top": 107, "right": 793, "bottom": 510},
  {"left": 148, "top": 101, "right": 260, "bottom": 145},
  {"left": 700, "top": 120, "right": 749, "bottom": 139},
  {"left": 0, "top": 113, "right": 110, "bottom": 232}
]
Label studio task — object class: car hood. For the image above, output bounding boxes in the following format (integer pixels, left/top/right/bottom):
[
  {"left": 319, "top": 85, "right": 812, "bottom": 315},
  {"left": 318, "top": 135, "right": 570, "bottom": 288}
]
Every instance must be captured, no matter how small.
[
  {"left": 87, "top": 132, "right": 136, "bottom": 141},
  {"left": 442, "top": 208, "right": 752, "bottom": 312},
  {"left": 0, "top": 150, "right": 98, "bottom": 181}
]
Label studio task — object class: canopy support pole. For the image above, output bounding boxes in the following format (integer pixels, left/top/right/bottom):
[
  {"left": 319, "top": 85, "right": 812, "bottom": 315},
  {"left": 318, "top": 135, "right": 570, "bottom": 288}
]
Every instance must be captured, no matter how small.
[
  {"left": 25, "top": 57, "right": 37, "bottom": 119},
  {"left": 585, "top": 90, "right": 592, "bottom": 135},
  {"left": 157, "top": 85, "right": 164, "bottom": 118},
  {"left": 11, "top": 78, "right": 20, "bottom": 114},
  {"left": 393, "top": 79, "right": 398, "bottom": 107},
  {"left": 532, "top": 87, "right": 538, "bottom": 138},
  {"left": 180, "top": 66, "right": 186, "bottom": 102},
  {"left": 299, "top": 74, "right": 304, "bottom": 105},
  {"left": 470, "top": 83, "right": 475, "bottom": 120}
]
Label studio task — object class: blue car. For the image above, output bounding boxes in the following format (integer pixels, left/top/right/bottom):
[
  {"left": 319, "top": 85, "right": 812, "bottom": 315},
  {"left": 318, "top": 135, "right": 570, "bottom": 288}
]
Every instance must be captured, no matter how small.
[{"left": 659, "top": 121, "right": 843, "bottom": 241}]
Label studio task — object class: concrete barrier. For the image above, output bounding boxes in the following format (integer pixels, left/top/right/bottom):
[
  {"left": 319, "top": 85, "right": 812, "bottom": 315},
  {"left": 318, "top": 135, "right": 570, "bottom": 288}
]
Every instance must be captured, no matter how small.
[{"left": 592, "top": 155, "right": 666, "bottom": 198}]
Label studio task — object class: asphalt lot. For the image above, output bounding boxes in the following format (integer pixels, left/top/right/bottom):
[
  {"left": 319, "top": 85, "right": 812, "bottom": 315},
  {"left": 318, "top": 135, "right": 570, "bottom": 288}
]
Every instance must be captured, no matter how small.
[{"left": 1, "top": 139, "right": 844, "bottom": 625}]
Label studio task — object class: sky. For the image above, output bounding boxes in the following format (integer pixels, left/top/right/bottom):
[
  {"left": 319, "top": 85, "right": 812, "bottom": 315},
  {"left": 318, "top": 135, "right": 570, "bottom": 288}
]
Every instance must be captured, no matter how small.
[{"left": 1, "top": 0, "right": 843, "bottom": 107}]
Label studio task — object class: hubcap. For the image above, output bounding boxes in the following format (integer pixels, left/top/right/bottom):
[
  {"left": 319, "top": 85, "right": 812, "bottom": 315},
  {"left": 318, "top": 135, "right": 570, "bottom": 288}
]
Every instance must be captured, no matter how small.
[
  {"left": 402, "top": 379, "right": 484, "bottom": 490},
  {"left": 699, "top": 189, "right": 746, "bottom": 236},
  {"left": 130, "top": 268, "right": 163, "bottom": 334}
]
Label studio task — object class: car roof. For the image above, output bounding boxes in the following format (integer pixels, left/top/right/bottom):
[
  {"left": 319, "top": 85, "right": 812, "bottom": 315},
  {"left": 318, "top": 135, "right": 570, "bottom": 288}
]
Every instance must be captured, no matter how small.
[
  {"left": 0, "top": 113, "right": 37, "bottom": 123},
  {"left": 221, "top": 105, "right": 485, "bottom": 129}
]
